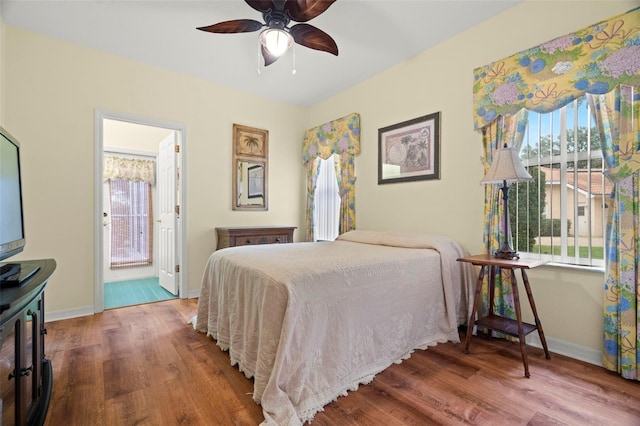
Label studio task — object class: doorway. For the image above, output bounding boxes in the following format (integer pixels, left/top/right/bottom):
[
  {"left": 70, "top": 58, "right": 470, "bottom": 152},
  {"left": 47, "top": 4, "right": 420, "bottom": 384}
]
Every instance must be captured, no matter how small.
[{"left": 94, "top": 111, "right": 187, "bottom": 313}]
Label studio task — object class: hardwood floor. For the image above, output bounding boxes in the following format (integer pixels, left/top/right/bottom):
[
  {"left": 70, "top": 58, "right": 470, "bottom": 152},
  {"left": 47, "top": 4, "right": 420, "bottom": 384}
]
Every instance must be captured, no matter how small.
[{"left": 44, "top": 298, "right": 640, "bottom": 425}]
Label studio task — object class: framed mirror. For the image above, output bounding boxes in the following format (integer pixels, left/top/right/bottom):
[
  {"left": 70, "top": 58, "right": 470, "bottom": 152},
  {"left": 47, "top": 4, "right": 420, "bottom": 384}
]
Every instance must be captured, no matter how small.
[
  {"left": 232, "top": 124, "right": 268, "bottom": 211},
  {"left": 233, "top": 159, "right": 268, "bottom": 210}
]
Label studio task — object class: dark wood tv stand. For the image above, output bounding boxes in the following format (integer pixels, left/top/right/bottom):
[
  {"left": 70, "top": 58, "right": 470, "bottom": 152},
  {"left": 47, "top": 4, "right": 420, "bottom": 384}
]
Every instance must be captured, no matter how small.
[{"left": 0, "top": 258, "right": 56, "bottom": 426}]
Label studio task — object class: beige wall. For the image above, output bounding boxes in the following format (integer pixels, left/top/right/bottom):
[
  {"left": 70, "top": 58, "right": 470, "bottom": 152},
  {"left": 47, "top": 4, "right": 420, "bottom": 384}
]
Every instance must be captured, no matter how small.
[
  {"left": 4, "top": 26, "right": 307, "bottom": 314},
  {"left": 308, "top": 0, "right": 637, "bottom": 355}
]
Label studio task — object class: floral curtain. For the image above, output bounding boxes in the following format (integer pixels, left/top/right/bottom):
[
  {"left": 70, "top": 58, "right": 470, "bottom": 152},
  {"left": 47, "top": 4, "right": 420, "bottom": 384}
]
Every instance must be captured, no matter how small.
[
  {"left": 473, "top": 6, "right": 640, "bottom": 377},
  {"left": 104, "top": 156, "right": 156, "bottom": 185},
  {"left": 588, "top": 85, "right": 640, "bottom": 380},
  {"left": 302, "top": 113, "right": 360, "bottom": 242},
  {"left": 479, "top": 112, "right": 528, "bottom": 320},
  {"left": 473, "top": 6, "right": 640, "bottom": 130}
]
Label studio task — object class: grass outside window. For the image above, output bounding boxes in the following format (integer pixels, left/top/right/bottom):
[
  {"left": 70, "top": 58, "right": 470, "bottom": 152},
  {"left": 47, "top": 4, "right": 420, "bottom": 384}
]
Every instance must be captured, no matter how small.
[{"left": 533, "top": 245, "right": 604, "bottom": 259}]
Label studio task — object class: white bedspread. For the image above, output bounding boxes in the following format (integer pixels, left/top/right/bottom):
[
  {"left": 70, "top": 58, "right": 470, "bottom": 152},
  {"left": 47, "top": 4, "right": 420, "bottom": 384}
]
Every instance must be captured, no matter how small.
[{"left": 194, "top": 230, "right": 475, "bottom": 425}]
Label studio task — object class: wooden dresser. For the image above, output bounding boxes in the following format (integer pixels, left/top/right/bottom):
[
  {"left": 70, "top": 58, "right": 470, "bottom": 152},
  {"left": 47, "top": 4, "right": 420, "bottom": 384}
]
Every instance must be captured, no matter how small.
[{"left": 215, "top": 226, "right": 296, "bottom": 250}]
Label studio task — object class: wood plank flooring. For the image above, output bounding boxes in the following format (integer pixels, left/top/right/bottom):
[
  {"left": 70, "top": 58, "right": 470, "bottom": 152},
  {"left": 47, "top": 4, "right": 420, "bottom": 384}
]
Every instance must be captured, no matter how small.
[{"left": 44, "top": 298, "right": 640, "bottom": 425}]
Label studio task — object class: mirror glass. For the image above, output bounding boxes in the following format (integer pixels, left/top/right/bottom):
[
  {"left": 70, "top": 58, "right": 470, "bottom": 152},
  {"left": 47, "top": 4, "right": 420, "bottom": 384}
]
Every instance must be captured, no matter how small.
[{"left": 233, "top": 159, "right": 267, "bottom": 210}]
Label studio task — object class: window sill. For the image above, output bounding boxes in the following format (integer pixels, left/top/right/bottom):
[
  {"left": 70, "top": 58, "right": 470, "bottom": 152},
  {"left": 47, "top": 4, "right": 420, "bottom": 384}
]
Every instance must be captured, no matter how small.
[
  {"left": 517, "top": 253, "right": 605, "bottom": 273},
  {"left": 541, "top": 261, "right": 605, "bottom": 274}
]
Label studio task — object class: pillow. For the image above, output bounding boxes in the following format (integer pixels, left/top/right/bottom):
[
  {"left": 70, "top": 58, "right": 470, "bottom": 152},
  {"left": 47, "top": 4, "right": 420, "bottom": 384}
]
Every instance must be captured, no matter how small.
[{"left": 336, "top": 230, "right": 454, "bottom": 250}]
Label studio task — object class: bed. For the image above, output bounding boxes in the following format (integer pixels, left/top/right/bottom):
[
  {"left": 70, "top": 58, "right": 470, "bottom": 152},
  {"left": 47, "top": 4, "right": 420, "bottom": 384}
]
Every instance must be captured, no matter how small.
[{"left": 194, "top": 230, "right": 476, "bottom": 425}]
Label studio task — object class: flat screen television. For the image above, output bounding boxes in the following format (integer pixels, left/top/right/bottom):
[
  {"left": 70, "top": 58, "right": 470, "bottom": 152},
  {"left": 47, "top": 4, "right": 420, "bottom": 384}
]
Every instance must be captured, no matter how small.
[{"left": 0, "top": 125, "right": 39, "bottom": 286}]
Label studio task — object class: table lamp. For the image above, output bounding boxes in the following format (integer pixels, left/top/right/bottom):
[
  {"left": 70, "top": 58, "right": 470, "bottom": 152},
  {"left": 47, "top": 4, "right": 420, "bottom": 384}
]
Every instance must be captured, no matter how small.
[{"left": 481, "top": 143, "right": 532, "bottom": 259}]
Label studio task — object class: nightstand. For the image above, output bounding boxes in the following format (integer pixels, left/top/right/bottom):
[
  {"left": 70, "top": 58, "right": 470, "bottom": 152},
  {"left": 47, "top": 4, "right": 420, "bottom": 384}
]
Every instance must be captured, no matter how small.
[
  {"left": 457, "top": 254, "right": 551, "bottom": 377},
  {"left": 215, "top": 226, "right": 296, "bottom": 250}
]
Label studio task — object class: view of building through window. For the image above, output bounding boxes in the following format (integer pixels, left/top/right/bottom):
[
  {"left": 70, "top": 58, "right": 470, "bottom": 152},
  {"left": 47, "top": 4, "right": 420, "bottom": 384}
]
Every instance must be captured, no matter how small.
[{"left": 509, "top": 98, "right": 609, "bottom": 267}]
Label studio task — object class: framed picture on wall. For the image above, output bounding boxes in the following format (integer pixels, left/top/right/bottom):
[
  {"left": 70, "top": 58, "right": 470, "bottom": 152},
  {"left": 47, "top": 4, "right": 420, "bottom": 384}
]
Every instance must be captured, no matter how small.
[
  {"left": 234, "top": 124, "right": 268, "bottom": 159},
  {"left": 378, "top": 112, "right": 441, "bottom": 184}
]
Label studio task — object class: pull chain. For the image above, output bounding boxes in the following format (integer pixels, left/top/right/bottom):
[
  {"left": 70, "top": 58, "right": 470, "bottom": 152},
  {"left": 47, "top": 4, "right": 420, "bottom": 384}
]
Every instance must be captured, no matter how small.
[
  {"left": 292, "top": 43, "right": 297, "bottom": 75},
  {"left": 257, "top": 41, "right": 262, "bottom": 75}
]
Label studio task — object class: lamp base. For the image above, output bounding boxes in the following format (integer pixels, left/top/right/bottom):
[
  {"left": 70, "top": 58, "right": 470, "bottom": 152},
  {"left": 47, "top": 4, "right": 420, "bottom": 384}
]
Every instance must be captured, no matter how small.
[{"left": 493, "top": 249, "right": 520, "bottom": 260}]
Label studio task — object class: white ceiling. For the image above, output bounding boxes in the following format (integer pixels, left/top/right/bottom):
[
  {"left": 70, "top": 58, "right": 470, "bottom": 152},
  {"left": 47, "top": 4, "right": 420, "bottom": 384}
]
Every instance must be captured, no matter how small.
[
  {"left": 104, "top": 119, "right": 174, "bottom": 152},
  {"left": 1, "top": 0, "right": 522, "bottom": 107}
]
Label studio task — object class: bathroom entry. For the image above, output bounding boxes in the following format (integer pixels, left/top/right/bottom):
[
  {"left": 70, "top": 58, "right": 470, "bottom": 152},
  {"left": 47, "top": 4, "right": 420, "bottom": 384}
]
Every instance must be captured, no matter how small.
[{"left": 99, "top": 117, "right": 182, "bottom": 310}]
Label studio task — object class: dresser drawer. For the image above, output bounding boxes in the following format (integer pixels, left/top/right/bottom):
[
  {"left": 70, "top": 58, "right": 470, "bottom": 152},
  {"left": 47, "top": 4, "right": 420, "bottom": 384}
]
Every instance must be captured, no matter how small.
[
  {"left": 216, "top": 226, "right": 296, "bottom": 250},
  {"left": 234, "top": 234, "right": 289, "bottom": 246}
]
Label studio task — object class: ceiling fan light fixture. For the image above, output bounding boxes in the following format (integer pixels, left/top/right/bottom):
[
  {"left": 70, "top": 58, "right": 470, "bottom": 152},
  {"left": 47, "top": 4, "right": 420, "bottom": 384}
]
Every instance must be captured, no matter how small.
[{"left": 260, "top": 28, "right": 293, "bottom": 57}]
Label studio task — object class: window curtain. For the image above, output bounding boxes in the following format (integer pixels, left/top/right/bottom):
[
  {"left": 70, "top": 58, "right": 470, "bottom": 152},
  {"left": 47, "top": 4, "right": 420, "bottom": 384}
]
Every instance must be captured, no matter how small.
[
  {"left": 473, "top": 7, "right": 640, "bottom": 131},
  {"left": 104, "top": 156, "right": 156, "bottom": 185},
  {"left": 473, "top": 6, "right": 640, "bottom": 376},
  {"left": 479, "top": 112, "right": 528, "bottom": 320},
  {"left": 302, "top": 113, "right": 361, "bottom": 242},
  {"left": 588, "top": 85, "right": 640, "bottom": 380}
]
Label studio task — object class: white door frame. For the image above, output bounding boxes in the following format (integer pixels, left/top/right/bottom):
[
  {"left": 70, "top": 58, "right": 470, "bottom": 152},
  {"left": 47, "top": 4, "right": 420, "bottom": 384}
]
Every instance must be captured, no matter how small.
[{"left": 94, "top": 110, "right": 188, "bottom": 313}]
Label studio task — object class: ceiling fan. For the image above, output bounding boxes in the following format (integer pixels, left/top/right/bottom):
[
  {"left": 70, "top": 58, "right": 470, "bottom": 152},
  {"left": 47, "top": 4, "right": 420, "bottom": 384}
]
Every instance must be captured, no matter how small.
[{"left": 197, "top": 0, "right": 339, "bottom": 66}]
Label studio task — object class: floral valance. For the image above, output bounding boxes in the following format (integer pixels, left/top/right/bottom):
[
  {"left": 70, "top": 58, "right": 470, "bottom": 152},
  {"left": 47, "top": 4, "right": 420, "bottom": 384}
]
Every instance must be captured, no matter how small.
[
  {"left": 302, "top": 112, "right": 361, "bottom": 164},
  {"left": 473, "top": 6, "right": 640, "bottom": 130},
  {"left": 104, "top": 156, "right": 155, "bottom": 185}
]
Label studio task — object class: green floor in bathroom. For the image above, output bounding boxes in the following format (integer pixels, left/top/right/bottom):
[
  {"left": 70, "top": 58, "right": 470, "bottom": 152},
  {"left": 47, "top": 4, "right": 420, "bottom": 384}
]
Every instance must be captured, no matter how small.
[{"left": 104, "top": 277, "right": 176, "bottom": 309}]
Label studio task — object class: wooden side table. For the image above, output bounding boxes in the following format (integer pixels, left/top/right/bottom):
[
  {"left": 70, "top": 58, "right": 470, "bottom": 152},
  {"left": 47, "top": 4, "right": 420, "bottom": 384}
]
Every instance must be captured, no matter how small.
[{"left": 457, "top": 254, "right": 551, "bottom": 377}]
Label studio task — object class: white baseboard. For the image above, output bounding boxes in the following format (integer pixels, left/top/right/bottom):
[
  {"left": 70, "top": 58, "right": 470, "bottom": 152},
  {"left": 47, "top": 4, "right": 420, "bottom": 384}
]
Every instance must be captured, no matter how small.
[
  {"left": 526, "top": 334, "right": 602, "bottom": 366},
  {"left": 46, "top": 306, "right": 95, "bottom": 322},
  {"left": 46, "top": 291, "right": 201, "bottom": 323}
]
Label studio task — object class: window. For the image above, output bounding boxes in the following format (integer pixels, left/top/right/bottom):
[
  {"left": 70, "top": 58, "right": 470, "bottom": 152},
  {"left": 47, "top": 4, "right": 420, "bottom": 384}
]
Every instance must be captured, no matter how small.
[
  {"left": 510, "top": 98, "right": 610, "bottom": 267},
  {"left": 109, "top": 179, "right": 153, "bottom": 268},
  {"left": 313, "top": 155, "right": 340, "bottom": 241}
]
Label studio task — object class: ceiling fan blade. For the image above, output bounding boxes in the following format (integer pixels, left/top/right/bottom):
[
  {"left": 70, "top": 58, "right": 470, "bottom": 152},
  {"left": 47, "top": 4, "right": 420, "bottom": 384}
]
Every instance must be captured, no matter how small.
[
  {"left": 246, "top": 0, "right": 277, "bottom": 13},
  {"left": 261, "top": 45, "right": 280, "bottom": 66},
  {"left": 283, "top": 0, "right": 337, "bottom": 22},
  {"left": 290, "top": 23, "right": 338, "bottom": 56},
  {"left": 197, "top": 19, "right": 263, "bottom": 34}
]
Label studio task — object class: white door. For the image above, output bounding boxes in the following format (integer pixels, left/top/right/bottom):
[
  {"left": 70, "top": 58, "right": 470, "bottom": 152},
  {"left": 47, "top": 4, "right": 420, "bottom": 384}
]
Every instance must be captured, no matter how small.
[
  {"left": 102, "top": 183, "right": 112, "bottom": 275},
  {"left": 158, "top": 133, "right": 178, "bottom": 295},
  {"left": 578, "top": 204, "right": 589, "bottom": 237}
]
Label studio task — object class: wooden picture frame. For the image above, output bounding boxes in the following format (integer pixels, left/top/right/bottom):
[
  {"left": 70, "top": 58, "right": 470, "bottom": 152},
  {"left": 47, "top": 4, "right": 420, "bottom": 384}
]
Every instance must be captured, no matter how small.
[
  {"left": 232, "top": 124, "right": 268, "bottom": 211},
  {"left": 378, "top": 112, "right": 440, "bottom": 184},
  {"left": 234, "top": 123, "right": 268, "bottom": 159}
]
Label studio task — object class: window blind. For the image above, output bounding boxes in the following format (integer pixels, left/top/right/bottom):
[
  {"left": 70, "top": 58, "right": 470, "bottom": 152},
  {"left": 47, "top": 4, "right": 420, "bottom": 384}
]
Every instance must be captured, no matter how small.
[{"left": 109, "top": 179, "right": 153, "bottom": 269}]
